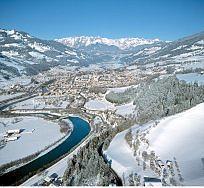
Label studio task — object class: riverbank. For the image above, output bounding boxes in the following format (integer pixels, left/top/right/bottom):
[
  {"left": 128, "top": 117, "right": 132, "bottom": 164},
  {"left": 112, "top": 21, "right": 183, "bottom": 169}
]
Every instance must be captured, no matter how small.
[
  {"left": 0, "top": 116, "right": 91, "bottom": 186},
  {"left": 0, "top": 117, "right": 72, "bottom": 175},
  {"left": 22, "top": 125, "right": 93, "bottom": 186}
]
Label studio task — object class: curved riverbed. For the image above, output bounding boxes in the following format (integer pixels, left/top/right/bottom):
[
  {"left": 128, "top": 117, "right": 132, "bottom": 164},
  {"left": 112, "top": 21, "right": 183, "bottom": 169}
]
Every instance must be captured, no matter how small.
[{"left": 0, "top": 116, "right": 91, "bottom": 186}]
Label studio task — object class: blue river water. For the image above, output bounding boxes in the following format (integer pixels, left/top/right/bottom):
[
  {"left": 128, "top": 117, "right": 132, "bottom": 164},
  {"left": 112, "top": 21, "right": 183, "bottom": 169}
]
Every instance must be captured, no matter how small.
[{"left": 0, "top": 116, "right": 91, "bottom": 185}]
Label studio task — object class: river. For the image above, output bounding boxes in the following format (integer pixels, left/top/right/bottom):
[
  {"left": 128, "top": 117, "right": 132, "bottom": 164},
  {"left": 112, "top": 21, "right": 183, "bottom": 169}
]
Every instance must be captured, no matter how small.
[{"left": 0, "top": 116, "right": 91, "bottom": 186}]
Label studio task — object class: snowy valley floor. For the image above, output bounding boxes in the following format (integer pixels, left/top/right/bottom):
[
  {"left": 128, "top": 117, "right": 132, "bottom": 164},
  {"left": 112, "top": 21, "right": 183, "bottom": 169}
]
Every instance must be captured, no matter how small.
[{"left": 0, "top": 116, "right": 67, "bottom": 166}]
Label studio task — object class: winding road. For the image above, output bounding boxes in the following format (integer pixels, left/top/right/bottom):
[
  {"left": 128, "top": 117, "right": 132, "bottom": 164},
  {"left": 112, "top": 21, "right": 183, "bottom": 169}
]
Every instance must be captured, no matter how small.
[{"left": 98, "top": 143, "right": 123, "bottom": 186}]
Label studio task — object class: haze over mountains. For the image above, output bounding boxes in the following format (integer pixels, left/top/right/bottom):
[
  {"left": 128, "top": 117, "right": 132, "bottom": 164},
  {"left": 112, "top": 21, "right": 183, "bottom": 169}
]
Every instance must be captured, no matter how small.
[{"left": 0, "top": 28, "right": 204, "bottom": 81}]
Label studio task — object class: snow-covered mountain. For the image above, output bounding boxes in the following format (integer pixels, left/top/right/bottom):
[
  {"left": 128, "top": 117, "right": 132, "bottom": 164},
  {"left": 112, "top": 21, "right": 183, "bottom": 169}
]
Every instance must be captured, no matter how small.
[
  {"left": 56, "top": 36, "right": 161, "bottom": 50},
  {"left": 0, "top": 29, "right": 90, "bottom": 79},
  {"left": 1, "top": 28, "right": 204, "bottom": 81},
  {"left": 122, "top": 31, "right": 204, "bottom": 65}
]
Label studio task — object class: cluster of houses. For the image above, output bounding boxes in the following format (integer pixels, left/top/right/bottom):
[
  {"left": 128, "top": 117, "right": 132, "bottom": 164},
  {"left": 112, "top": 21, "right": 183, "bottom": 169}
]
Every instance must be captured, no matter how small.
[
  {"left": 2, "top": 128, "right": 35, "bottom": 142},
  {"left": 33, "top": 173, "right": 63, "bottom": 186},
  {"left": 3, "top": 129, "right": 21, "bottom": 142},
  {"left": 34, "top": 67, "right": 147, "bottom": 99},
  {"left": 143, "top": 159, "right": 173, "bottom": 186}
]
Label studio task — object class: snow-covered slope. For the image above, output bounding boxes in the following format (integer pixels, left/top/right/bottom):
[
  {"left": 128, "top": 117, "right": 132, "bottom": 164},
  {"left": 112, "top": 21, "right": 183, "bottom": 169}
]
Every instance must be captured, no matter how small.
[
  {"left": 105, "top": 124, "right": 158, "bottom": 185},
  {"left": 0, "top": 29, "right": 89, "bottom": 80},
  {"left": 106, "top": 102, "right": 204, "bottom": 185},
  {"left": 122, "top": 31, "right": 204, "bottom": 66},
  {"left": 146, "top": 103, "right": 204, "bottom": 185},
  {"left": 56, "top": 36, "right": 160, "bottom": 50}
]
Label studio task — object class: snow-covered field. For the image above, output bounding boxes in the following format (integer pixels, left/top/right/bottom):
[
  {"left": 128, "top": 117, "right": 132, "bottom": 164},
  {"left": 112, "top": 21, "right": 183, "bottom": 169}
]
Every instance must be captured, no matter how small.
[
  {"left": 176, "top": 73, "right": 204, "bottom": 85},
  {"left": 84, "top": 99, "right": 115, "bottom": 111},
  {"left": 29, "top": 51, "right": 46, "bottom": 59},
  {"left": 0, "top": 76, "right": 31, "bottom": 90},
  {"left": 85, "top": 84, "right": 138, "bottom": 114},
  {"left": 107, "top": 84, "right": 138, "bottom": 94},
  {"left": 115, "top": 102, "right": 135, "bottom": 116},
  {"left": 181, "top": 56, "right": 204, "bottom": 69},
  {"left": 85, "top": 97, "right": 135, "bottom": 117},
  {"left": 8, "top": 96, "right": 69, "bottom": 110},
  {"left": 0, "top": 117, "right": 65, "bottom": 166},
  {"left": 0, "top": 92, "right": 25, "bottom": 102},
  {"left": 107, "top": 86, "right": 133, "bottom": 93}
]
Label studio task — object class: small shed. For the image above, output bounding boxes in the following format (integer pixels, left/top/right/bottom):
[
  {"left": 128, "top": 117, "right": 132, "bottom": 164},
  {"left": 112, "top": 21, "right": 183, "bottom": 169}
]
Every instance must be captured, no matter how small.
[
  {"left": 166, "top": 160, "right": 173, "bottom": 167},
  {"left": 50, "top": 173, "right": 58, "bottom": 180},
  {"left": 157, "top": 160, "right": 165, "bottom": 168},
  {"left": 44, "top": 176, "right": 53, "bottom": 183},
  {"left": 144, "top": 177, "right": 162, "bottom": 186}
]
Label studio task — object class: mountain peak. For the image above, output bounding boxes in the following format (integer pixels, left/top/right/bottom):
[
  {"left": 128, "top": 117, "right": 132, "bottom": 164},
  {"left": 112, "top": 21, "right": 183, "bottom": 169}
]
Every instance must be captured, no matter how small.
[{"left": 56, "top": 36, "right": 161, "bottom": 50}]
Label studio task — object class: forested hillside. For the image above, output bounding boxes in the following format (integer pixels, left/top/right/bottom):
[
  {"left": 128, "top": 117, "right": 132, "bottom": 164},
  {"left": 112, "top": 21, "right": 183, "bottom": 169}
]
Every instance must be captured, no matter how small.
[{"left": 106, "top": 76, "right": 204, "bottom": 123}]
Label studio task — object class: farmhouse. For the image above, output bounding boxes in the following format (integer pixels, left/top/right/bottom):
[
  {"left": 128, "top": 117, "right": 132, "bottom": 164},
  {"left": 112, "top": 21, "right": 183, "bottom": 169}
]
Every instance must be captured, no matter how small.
[
  {"left": 6, "top": 136, "right": 20, "bottom": 142},
  {"left": 6, "top": 129, "right": 21, "bottom": 134},
  {"left": 3, "top": 129, "right": 22, "bottom": 139}
]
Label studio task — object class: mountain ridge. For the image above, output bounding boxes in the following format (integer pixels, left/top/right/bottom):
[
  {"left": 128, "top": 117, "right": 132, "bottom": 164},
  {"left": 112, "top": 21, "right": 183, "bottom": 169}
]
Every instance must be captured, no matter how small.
[
  {"left": 0, "top": 29, "right": 91, "bottom": 79},
  {"left": 0, "top": 28, "right": 204, "bottom": 82},
  {"left": 56, "top": 36, "right": 161, "bottom": 50}
]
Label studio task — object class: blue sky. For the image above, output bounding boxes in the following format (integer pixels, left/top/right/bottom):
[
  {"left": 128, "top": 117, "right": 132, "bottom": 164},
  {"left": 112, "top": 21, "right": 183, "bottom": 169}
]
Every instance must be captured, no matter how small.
[{"left": 0, "top": 0, "right": 204, "bottom": 40}]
